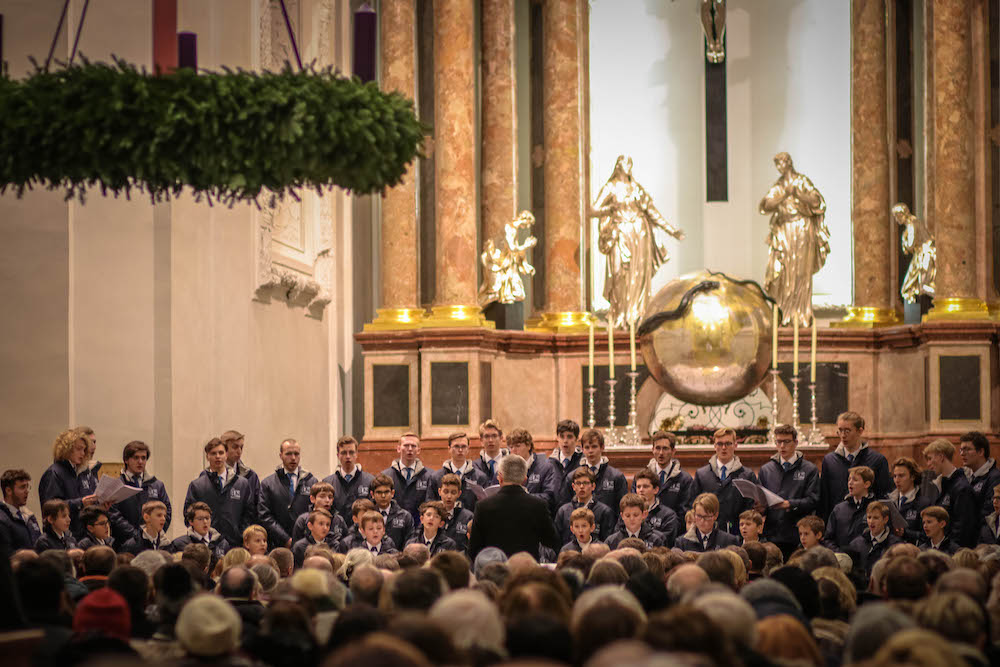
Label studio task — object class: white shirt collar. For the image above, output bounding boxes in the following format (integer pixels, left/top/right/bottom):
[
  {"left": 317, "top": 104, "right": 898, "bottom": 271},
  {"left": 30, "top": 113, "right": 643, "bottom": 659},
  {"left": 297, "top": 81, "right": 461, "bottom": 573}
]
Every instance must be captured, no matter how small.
[
  {"left": 931, "top": 536, "right": 946, "bottom": 549},
  {"left": 871, "top": 528, "right": 890, "bottom": 545},
  {"left": 366, "top": 541, "right": 382, "bottom": 554}
]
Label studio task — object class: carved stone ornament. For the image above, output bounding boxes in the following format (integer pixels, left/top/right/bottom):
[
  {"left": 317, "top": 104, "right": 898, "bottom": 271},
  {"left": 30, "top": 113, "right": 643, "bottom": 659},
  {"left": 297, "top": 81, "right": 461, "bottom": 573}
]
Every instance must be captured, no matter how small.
[{"left": 253, "top": 0, "right": 336, "bottom": 317}]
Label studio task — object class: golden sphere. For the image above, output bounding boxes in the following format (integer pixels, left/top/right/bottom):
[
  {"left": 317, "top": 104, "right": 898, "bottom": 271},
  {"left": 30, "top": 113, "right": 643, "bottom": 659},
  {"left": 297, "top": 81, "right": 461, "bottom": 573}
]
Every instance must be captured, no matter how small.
[{"left": 639, "top": 271, "right": 773, "bottom": 406}]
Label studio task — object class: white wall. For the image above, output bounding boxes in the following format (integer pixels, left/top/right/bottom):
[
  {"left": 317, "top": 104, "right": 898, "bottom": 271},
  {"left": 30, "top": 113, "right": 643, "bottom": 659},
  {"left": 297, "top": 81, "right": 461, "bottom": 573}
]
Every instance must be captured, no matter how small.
[
  {"left": 589, "top": 0, "right": 852, "bottom": 311},
  {"left": 0, "top": 0, "right": 350, "bottom": 528}
]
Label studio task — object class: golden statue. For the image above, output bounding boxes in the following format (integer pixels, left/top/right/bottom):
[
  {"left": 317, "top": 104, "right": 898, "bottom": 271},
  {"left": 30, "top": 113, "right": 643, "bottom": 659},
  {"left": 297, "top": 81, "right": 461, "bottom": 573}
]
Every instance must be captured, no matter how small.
[
  {"left": 701, "top": 0, "right": 726, "bottom": 63},
  {"left": 893, "top": 203, "right": 936, "bottom": 303},
  {"left": 478, "top": 211, "right": 537, "bottom": 307},
  {"left": 759, "top": 152, "right": 829, "bottom": 326},
  {"left": 592, "top": 156, "right": 685, "bottom": 329}
]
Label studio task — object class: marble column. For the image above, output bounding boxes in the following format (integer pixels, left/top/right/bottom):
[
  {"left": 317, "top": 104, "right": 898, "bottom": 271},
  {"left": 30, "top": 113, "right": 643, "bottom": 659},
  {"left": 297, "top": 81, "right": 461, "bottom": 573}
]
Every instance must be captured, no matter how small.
[
  {"left": 536, "top": 0, "right": 591, "bottom": 333},
  {"left": 926, "top": 0, "right": 989, "bottom": 319},
  {"left": 481, "top": 0, "right": 518, "bottom": 244},
  {"left": 425, "top": 0, "right": 490, "bottom": 327},
  {"left": 366, "top": 0, "right": 424, "bottom": 330},
  {"left": 837, "top": 0, "right": 900, "bottom": 328}
]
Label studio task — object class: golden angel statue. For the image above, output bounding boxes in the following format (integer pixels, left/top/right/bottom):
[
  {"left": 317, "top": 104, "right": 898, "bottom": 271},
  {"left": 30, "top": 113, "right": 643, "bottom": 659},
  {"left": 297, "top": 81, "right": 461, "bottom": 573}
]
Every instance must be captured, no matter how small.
[
  {"left": 592, "top": 156, "right": 685, "bottom": 329},
  {"left": 893, "top": 203, "right": 936, "bottom": 303},
  {"left": 759, "top": 152, "right": 829, "bottom": 326},
  {"left": 478, "top": 211, "right": 537, "bottom": 307}
]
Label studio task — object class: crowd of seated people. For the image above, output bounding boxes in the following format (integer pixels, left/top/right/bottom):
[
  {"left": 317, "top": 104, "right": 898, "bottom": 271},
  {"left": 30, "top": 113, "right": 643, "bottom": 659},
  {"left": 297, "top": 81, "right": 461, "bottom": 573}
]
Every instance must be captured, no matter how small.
[{"left": 0, "top": 413, "right": 999, "bottom": 666}]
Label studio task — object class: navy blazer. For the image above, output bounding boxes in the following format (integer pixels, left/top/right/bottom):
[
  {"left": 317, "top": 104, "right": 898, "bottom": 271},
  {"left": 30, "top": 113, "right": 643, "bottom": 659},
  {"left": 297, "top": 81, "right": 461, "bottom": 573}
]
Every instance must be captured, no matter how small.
[
  {"left": 183, "top": 470, "right": 255, "bottom": 548},
  {"left": 0, "top": 504, "right": 42, "bottom": 551},
  {"left": 107, "top": 471, "right": 172, "bottom": 542}
]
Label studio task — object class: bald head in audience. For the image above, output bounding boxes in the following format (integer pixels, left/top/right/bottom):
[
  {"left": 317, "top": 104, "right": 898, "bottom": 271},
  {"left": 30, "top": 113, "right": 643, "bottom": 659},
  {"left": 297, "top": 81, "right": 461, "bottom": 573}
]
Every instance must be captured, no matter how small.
[{"left": 667, "top": 563, "right": 709, "bottom": 601}]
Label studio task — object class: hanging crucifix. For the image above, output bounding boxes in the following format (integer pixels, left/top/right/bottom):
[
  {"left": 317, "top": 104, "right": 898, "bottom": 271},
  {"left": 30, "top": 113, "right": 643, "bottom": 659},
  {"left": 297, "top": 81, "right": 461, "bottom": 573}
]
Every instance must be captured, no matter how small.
[{"left": 702, "top": 0, "right": 727, "bottom": 202}]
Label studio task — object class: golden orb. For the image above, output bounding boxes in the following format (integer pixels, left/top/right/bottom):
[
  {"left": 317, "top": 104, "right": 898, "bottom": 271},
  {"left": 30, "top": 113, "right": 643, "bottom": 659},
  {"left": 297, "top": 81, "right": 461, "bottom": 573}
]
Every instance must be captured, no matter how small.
[{"left": 639, "top": 271, "right": 773, "bottom": 406}]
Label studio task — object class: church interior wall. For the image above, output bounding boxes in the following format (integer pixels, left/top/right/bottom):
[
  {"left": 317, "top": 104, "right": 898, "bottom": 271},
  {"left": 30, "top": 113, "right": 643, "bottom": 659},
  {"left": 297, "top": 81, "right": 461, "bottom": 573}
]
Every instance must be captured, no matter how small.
[{"left": 0, "top": 0, "right": 350, "bottom": 528}]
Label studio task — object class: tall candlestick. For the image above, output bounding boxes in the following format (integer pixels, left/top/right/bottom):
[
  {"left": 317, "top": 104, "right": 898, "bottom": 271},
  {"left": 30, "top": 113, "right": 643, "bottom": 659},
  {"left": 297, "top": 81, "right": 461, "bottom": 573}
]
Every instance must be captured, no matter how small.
[
  {"left": 608, "top": 322, "right": 615, "bottom": 379},
  {"left": 771, "top": 304, "right": 778, "bottom": 368},
  {"left": 792, "top": 317, "right": 799, "bottom": 376},
  {"left": 810, "top": 315, "right": 818, "bottom": 383},
  {"left": 629, "top": 322, "right": 637, "bottom": 371},
  {"left": 588, "top": 320, "right": 595, "bottom": 386}
]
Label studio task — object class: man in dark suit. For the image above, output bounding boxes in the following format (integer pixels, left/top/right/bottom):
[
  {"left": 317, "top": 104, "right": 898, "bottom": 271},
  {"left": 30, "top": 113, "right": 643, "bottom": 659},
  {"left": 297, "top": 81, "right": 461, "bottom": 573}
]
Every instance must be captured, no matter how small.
[{"left": 469, "top": 454, "right": 560, "bottom": 559}]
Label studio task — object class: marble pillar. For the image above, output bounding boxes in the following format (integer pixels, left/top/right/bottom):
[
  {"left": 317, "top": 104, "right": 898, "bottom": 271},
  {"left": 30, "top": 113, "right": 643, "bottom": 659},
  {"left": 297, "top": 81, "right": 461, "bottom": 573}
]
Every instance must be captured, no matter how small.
[
  {"left": 535, "top": 0, "right": 591, "bottom": 333},
  {"left": 366, "top": 0, "right": 424, "bottom": 330},
  {"left": 425, "top": 0, "right": 490, "bottom": 328},
  {"left": 481, "top": 0, "right": 518, "bottom": 244},
  {"left": 925, "top": 0, "right": 989, "bottom": 319},
  {"left": 837, "top": 0, "right": 900, "bottom": 328}
]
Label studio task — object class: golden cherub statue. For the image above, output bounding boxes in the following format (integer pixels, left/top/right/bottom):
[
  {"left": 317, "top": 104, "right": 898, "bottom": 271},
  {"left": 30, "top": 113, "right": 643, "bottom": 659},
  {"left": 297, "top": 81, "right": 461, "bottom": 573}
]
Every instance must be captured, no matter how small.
[
  {"left": 893, "top": 203, "right": 936, "bottom": 303},
  {"left": 478, "top": 211, "right": 537, "bottom": 307},
  {"left": 759, "top": 152, "right": 829, "bottom": 326}
]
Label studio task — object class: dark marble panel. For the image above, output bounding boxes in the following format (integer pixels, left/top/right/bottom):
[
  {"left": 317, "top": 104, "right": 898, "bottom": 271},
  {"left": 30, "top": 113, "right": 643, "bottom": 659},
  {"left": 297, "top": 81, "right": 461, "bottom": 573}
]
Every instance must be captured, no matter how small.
[
  {"left": 431, "top": 361, "right": 469, "bottom": 426},
  {"left": 373, "top": 364, "right": 410, "bottom": 428},
  {"left": 581, "top": 365, "right": 650, "bottom": 428},
  {"left": 939, "top": 355, "right": 981, "bottom": 421},
  {"left": 480, "top": 361, "right": 492, "bottom": 421},
  {"left": 777, "top": 362, "right": 849, "bottom": 424},
  {"left": 705, "top": 52, "right": 727, "bottom": 201}
]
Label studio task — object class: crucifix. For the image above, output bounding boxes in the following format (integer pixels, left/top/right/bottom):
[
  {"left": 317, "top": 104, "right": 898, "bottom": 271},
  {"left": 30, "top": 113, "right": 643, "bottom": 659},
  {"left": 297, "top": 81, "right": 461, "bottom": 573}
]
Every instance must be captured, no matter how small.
[{"left": 702, "top": 0, "right": 727, "bottom": 202}]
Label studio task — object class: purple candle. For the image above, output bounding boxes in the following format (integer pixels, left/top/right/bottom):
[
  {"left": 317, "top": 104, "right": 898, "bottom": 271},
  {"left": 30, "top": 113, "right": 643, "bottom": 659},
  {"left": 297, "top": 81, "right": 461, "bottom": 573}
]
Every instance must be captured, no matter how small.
[
  {"left": 178, "top": 31, "right": 197, "bottom": 71},
  {"left": 353, "top": 2, "right": 376, "bottom": 83}
]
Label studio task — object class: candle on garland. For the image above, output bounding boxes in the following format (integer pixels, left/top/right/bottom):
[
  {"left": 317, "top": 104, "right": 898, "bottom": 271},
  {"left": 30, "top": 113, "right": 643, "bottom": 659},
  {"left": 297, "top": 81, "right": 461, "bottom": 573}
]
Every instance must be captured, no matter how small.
[
  {"left": 608, "top": 321, "right": 615, "bottom": 379},
  {"left": 792, "top": 317, "right": 800, "bottom": 376},
  {"left": 810, "top": 314, "right": 818, "bottom": 383},
  {"left": 177, "top": 32, "right": 197, "bottom": 70},
  {"left": 588, "top": 319, "right": 595, "bottom": 386},
  {"left": 629, "top": 321, "right": 637, "bottom": 371},
  {"left": 771, "top": 304, "right": 778, "bottom": 369},
  {"left": 353, "top": 3, "right": 377, "bottom": 83}
]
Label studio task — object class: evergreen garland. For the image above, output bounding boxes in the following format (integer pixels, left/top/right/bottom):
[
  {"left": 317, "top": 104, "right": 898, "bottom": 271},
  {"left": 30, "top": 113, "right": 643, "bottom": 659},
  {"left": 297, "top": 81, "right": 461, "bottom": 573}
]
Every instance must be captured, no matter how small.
[{"left": 0, "top": 59, "right": 426, "bottom": 205}]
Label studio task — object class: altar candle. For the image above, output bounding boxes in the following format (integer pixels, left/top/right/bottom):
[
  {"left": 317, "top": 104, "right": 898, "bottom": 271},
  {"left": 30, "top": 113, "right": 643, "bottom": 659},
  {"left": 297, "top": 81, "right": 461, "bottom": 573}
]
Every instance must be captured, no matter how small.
[
  {"left": 810, "top": 315, "right": 818, "bottom": 383},
  {"left": 629, "top": 322, "right": 637, "bottom": 371},
  {"left": 793, "top": 317, "right": 800, "bottom": 376},
  {"left": 608, "top": 322, "right": 615, "bottom": 379},
  {"left": 588, "top": 320, "right": 595, "bottom": 386},
  {"left": 771, "top": 304, "right": 778, "bottom": 369}
]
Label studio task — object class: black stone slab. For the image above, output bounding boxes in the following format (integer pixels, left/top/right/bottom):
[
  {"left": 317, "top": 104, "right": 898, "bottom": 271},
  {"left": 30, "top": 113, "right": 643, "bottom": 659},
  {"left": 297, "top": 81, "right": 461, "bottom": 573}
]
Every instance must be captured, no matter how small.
[
  {"left": 480, "top": 361, "right": 492, "bottom": 421},
  {"left": 373, "top": 364, "right": 410, "bottom": 428},
  {"left": 431, "top": 361, "right": 469, "bottom": 426},
  {"left": 777, "top": 361, "right": 849, "bottom": 425},
  {"left": 939, "top": 355, "right": 981, "bottom": 421},
  {"left": 580, "top": 365, "right": 650, "bottom": 428}
]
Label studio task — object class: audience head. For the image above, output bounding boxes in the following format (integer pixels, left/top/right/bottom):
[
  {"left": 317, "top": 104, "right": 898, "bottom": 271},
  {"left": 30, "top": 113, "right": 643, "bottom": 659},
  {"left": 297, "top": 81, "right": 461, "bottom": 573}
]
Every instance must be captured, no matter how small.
[
  {"left": 176, "top": 593, "right": 242, "bottom": 658},
  {"left": 690, "top": 590, "right": 757, "bottom": 649},
  {"left": 844, "top": 602, "right": 916, "bottom": 663},
  {"left": 73, "top": 587, "right": 131, "bottom": 640},
  {"left": 570, "top": 586, "right": 647, "bottom": 663},
  {"left": 667, "top": 562, "right": 709, "bottom": 601},
  {"left": 385, "top": 567, "right": 447, "bottom": 612},
  {"left": 756, "top": 614, "right": 823, "bottom": 667},
  {"left": 430, "top": 590, "right": 505, "bottom": 657}
]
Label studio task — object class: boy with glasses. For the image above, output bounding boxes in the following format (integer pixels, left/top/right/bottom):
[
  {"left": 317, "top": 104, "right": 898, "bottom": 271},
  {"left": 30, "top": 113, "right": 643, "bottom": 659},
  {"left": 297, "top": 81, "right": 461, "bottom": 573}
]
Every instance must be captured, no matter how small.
[
  {"left": 77, "top": 506, "right": 115, "bottom": 551},
  {"left": 553, "top": 467, "right": 615, "bottom": 544},
  {"left": 675, "top": 493, "right": 739, "bottom": 552},
  {"left": 473, "top": 419, "right": 508, "bottom": 486},
  {"left": 692, "top": 428, "right": 760, "bottom": 535},
  {"left": 427, "top": 432, "right": 489, "bottom": 511}
]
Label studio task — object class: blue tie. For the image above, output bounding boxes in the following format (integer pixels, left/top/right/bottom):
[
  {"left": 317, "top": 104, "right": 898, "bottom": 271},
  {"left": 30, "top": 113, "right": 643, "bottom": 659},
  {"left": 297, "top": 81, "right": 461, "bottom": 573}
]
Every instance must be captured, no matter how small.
[
  {"left": 288, "top": 474, "right": 296, "bottom": 497},
  {"left": 659, "top": 470, "right": 666, "bottom": 487},
  {"left": 213, "top": 472, "right": 222, "bottom": 493},
  {"left": 405, "top": 468, "right": 412, "bottom": 483},
  {"left": 344, "top": 473, "right": 352, "bottom": 483},
  {"left": 720, "top": 466, "right": 727, "bottom": 481},
  {"left": 847, "top": 454, "right": 855, "bottom": 464},
  {"left": 488, "top": 460, "right": 495, "bottom": 480},
  {"left": 783, "top": 462, "right": 791, "bottom": 471}
]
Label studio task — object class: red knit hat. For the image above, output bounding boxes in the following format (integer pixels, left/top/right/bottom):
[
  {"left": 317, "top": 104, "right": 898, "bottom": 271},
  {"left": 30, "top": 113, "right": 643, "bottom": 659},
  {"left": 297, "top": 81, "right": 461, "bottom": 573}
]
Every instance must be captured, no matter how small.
[{"left": 73, "top": 587, "right": 131, "bottom": 641}]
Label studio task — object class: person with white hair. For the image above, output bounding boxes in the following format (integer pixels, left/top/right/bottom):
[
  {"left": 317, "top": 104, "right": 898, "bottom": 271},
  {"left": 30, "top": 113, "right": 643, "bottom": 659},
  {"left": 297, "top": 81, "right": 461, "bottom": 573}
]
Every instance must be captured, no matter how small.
[
  {"left": 469, "top": 455, "right": 559, "bottom": 559},
  {"left": 430, "top": 590, "right": 506, "bottom": 661},
  {"left": 175, "top": 593, "right": 243, "bottom": 660},
  {"left": 337, "top": 546, "right": 375, "bottom": 583}
]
